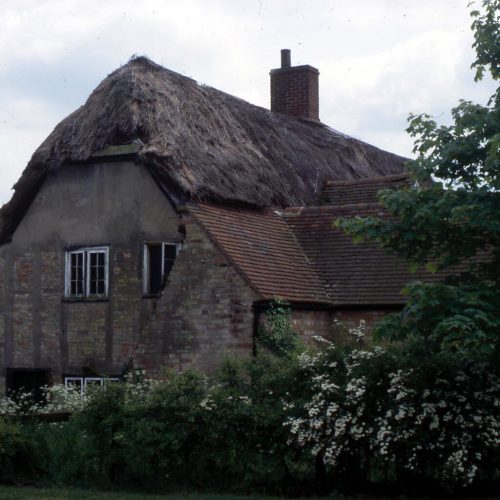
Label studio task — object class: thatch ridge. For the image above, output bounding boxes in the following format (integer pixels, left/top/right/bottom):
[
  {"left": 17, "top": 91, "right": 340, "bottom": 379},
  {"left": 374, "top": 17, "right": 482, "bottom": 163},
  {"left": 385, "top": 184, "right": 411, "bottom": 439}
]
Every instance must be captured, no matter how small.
[
  {"left": 324, "top": 172, "right": 411, "bottom": 187},
  {"left": 0, "top": 56, "right": 407, "bottom": 243}
]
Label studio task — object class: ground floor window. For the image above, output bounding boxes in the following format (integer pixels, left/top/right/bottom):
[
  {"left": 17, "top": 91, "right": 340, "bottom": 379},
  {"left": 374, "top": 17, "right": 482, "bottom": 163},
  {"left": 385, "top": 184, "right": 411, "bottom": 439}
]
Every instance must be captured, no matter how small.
[
  {"left": 5, "top": 368, "right": 51, "bottom": 401},
  {"left": 64, "top": 376, "right": 120, "bottom": 395}
]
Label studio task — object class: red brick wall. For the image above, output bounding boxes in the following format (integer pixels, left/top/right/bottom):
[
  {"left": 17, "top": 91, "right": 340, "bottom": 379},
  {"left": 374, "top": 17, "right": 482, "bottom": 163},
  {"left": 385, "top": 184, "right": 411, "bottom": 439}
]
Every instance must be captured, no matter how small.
[
  {"left": 255, "top": 305, "right": 400, "bottom": 355},
  {"left": 0, "top": 218, "right": 261, "bottom": 390},
  {"left": 270, "top": 65, "right": 319, "bottom": 121},
  {"left": 135, "top": 214, "right": 259, "bottom": 375},
  {"left": 291, "top": 309, "right": 333, "bottom": 342},
  {"left": 334, "top": 308, "right": 397, "bottom": 331}
]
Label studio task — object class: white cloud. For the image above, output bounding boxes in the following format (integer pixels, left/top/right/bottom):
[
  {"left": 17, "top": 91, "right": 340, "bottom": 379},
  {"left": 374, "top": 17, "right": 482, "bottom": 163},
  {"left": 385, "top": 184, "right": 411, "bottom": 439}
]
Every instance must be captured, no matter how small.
[{"left": 0, "top": 0, "right": 496, "bottom": 203}]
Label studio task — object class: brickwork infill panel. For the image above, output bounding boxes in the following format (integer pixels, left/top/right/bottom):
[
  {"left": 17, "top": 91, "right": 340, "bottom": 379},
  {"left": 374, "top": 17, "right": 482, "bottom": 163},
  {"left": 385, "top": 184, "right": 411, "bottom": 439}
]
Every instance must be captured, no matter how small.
[
  {"left": 12, "top": 254, "right": 34, "bottom": 366},
  {"left": 40, "top": 252, "right": 62, "bottom": 368}
]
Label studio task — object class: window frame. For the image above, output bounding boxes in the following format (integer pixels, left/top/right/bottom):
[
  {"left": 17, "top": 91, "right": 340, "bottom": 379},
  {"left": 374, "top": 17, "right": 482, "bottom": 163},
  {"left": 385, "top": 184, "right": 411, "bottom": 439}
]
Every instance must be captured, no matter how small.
[
  {"left": 64, "top": 376, "right": 120, "bottom": 396},
  {"left": 143, "top": 242, "right": 181, "bottom": 296},
  {"left": 64, "top": 246, "right": 109, "bottom": 299},
  {"left": 64, "top": 376, "right": 84, "bottom": 396}
]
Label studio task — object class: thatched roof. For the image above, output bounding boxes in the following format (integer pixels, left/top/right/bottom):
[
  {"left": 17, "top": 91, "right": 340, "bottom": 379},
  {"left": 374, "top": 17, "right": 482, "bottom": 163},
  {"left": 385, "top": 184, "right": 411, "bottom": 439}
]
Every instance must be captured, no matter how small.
[{"left": 0, "top": 56, "right": 407, "bottom": 243}]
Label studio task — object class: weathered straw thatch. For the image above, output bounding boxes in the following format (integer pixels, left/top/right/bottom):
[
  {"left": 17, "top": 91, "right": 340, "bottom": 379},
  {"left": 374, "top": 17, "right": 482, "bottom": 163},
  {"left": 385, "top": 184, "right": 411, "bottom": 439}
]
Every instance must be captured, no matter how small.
[{"left": 0, "top": 56, "right": 407, "bottom": 243}]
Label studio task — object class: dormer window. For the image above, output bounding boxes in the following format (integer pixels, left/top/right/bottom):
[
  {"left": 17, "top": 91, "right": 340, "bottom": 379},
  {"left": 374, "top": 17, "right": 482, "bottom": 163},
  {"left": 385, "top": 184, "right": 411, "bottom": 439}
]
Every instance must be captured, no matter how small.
[
  {"left": 65, "top": 246, "right": 109, "bottom": 298},
  {"left": 143, "top": 242, "right": 180, "bottom": 296}
]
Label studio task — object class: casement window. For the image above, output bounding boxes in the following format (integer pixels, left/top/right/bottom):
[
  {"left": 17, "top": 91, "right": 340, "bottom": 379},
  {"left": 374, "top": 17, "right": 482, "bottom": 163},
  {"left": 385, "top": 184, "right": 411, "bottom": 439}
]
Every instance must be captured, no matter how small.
[
  {"left": 64, "top": 376, "right": 120, "bottom": 396},
  {"left": 65, "top": 246, "right": 109, "bottom": 298},
  {"left": 143, "top": 242, "right": 180, "bottom": 295}
]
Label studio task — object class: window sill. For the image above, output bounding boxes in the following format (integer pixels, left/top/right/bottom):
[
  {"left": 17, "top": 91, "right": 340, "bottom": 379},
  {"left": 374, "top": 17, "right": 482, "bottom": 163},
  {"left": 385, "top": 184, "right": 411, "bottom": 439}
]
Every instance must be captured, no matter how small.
[
  {"left": 142, "top": 293, "right": 162, "bottom": 299},
  {"left": 62, "top": 297, "right": 109, "bottom": 303}
]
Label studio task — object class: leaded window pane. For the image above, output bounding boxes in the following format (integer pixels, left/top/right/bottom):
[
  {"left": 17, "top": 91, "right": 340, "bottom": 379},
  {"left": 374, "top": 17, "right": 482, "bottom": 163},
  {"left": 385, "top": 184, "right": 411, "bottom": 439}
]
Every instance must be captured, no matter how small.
[
  {"left": 70, "top": 252, "right": 84, "bottom": 296},
  {"left": 89, "top": 251, "right": 106, "bottom": 296}
]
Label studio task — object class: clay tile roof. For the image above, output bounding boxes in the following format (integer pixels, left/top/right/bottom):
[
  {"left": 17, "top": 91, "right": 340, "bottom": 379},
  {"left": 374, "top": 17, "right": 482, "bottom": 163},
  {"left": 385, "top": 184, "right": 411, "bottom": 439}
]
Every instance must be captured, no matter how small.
[
  {"left": 283, "top": 205, "right": 459, "bottom": 306},
  {"left": 321, "top": 173, "right": 411, "bottom": 205},
  {"left": 189, "top": 199, "right": 471, "bottom": 307},
  {"left": 188, "top": 203, "right": 330, "bottom": 304}
]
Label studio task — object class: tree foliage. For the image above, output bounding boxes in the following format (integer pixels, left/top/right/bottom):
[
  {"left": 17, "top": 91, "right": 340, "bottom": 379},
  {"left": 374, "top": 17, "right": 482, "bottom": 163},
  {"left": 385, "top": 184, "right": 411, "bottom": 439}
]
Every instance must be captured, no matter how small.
[{"left": 336, "top": 0, "right": 500, "bottom": 352}]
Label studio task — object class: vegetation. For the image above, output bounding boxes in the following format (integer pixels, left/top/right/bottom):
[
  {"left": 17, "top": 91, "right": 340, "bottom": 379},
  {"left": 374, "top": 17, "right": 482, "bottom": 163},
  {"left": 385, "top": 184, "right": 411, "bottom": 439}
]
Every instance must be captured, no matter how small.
[
  {"left": 336, "top": 0, "right": 500, "bottom": 354},
  {"left": 0, "top": 315, "right": 498, "bottom": 496}
]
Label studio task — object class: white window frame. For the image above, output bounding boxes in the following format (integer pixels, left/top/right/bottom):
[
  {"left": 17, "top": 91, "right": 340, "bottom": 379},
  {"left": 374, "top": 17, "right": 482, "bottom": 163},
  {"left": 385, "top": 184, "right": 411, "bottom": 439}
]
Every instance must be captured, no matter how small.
[
  {"left": 64, "top": 376, "right": 84, "bottom": 396},
  {"left": 84, "top": 377, "right": 104, "bottom": 389},
  {"left": 65, "top": 246, "right": 109, "bottom": 298},
  {"left": 143, "top": 242, "right": 181, "bottom": 295},
  {"left": 64, "top": 376, "right": 120, "bottom": 395}
]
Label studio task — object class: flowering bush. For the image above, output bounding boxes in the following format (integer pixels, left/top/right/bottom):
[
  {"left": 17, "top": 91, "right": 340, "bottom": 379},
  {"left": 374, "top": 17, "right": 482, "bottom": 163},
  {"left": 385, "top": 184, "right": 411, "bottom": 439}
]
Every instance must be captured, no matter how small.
[
  {"left": 0, "top": 384, "right": 86, "bottom": 416},
  {"left": 284, "top": 322, "right": 500, "bottom": 492}
]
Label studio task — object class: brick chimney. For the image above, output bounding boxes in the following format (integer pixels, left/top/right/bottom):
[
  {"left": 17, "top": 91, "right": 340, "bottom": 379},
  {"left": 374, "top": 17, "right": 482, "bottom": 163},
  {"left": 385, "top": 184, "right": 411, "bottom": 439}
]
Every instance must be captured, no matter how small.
[{"left": 270, "top": 49, "right": 319, "bottom": 121}]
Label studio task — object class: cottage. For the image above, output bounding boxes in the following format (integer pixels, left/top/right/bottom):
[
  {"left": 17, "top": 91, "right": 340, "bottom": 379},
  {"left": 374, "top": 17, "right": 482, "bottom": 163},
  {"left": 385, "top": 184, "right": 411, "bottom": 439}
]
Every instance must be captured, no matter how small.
[{"left": 1, "top": 51, "right": 417, "bottom": 394}]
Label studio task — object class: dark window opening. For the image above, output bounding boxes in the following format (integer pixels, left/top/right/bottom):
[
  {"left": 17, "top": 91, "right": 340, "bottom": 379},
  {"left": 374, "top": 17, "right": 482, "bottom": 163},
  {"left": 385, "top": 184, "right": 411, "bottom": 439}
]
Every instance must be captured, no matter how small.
[
  {"left": 144, "top": 242, "right": 179, "bottom": 295},
  {"left": 6, "top": 368, "right": 51, "bottom": 403},
  {"left": 148, "top": 244, "right": 163, "bottom": 295}
]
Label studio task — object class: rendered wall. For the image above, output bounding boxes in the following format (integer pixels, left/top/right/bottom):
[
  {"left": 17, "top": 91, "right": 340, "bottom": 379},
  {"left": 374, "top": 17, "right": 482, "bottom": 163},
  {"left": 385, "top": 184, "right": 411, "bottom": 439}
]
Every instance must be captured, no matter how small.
[{"left": 0, "top": 160, "right": 182, "bottom": 390}]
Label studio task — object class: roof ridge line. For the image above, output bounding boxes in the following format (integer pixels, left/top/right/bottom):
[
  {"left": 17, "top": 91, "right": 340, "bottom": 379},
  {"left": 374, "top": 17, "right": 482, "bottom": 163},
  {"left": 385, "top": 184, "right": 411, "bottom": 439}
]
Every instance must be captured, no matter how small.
[
  {"left": 324, "top": 172, "right": 411, "bottom": 187},
  {"left": 283, "top": 202, "right": 382, "bottom": 213}
]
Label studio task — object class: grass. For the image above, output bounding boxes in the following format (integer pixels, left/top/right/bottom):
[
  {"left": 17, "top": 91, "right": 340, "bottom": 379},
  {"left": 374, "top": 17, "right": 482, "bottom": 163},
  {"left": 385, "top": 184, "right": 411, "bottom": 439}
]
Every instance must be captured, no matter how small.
[{"left": 0, "top": 487, "right": 281, "bottom": 500}]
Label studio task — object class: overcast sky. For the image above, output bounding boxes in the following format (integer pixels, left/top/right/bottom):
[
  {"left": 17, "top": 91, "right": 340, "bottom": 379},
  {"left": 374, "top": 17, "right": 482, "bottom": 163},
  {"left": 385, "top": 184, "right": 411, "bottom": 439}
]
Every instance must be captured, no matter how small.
[{"left": 0, "top": 0, "right": 496, "bottom": 205}]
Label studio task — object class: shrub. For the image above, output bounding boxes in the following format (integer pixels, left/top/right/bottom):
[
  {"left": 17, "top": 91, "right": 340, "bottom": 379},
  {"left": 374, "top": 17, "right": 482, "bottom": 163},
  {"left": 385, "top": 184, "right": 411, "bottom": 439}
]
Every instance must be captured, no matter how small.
[
  {"left": 0, "top": 313, "right": 497, "bottom": 496},
  {"left": 0, "top": 417, "right": 34, "bottom": 483},
  {"left": 284, "top": 324, "right": 500, "bottom": 493}
]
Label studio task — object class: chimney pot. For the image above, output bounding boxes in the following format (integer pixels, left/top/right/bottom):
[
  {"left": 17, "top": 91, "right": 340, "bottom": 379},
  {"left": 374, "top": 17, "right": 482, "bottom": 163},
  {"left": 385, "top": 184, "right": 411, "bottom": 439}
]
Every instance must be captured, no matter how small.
[{"left": 281, "top": 49, "right": 291, "bottom": 68}]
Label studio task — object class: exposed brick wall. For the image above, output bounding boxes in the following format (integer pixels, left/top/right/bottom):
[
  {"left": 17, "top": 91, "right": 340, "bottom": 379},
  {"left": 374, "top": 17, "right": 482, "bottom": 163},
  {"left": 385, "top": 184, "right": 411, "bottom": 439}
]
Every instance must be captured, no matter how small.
[
  {"left": 111, "top": 247, "right": 143, "bottom": 368},
  {"left": 0, "top": 204, "right": 260, "bottom": 392},
  {"left": 261, "top": 307, "right": 398, "bottom": 347},
  {"left": 333, "top": 308, "right": 401, "bottom": 342},
  {"left": 135, "top": 214, "right": 259, "bottom": 375},
  {"left": 40, "top": 252, "right": 63, "bottom": 372},
  {"left": 334, "top": 308, "right": 396, "bottom": 329},
  {"left": 270, "top": 65, "right": 319, "bottom": 121},
  {"left": 12, "top": 253, "right": 34, "bottom": 366},
  {"left": 291, "top": 309, "right": 333, "bottom": 342}
]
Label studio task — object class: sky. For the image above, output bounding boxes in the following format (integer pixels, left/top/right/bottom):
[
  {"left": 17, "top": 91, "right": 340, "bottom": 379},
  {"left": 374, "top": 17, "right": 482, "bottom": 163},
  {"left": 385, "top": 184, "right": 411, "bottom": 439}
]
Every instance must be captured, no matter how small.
[{"left": 0, "top": 0, "right": 496, "bottom": 205}]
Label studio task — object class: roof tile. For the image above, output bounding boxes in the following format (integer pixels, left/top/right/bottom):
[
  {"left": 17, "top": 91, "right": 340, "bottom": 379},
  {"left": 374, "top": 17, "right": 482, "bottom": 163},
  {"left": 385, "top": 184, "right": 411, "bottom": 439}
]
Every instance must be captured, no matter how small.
[{"left": 189, "top": 204, "right": 330, "bottom": 304}]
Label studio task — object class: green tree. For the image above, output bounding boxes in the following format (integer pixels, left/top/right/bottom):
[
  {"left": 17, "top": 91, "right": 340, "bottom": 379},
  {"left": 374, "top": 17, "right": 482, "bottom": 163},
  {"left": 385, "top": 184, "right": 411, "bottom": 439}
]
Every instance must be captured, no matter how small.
[{"left": 336, "top": 0, "right": 500, "bottom": 352}]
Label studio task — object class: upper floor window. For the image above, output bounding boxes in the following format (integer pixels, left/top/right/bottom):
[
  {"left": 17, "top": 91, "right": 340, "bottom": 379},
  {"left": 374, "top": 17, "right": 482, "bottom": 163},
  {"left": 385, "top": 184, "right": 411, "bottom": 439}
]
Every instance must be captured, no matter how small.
[
  {"left": 65, "top": 246, "right": 109, "bottom": 298},
  {"left": 143, "top": 242, "right": 180, "bottom": 295}
]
